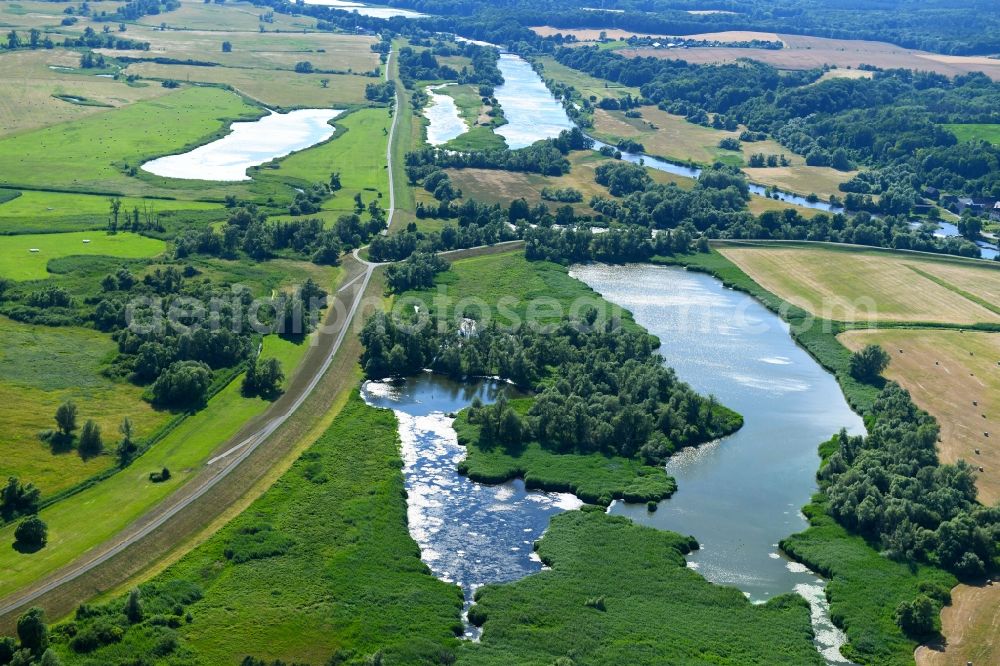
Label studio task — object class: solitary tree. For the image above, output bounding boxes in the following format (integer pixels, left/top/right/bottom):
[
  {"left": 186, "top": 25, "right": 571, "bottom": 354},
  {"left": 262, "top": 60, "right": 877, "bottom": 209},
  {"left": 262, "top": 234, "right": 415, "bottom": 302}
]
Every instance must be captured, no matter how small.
[
  {"left": 849, "top": 344, "right": 891, "bottom": 382},
  {"left": 221, "top": 40, "right": 232, "bottom": 52},
  {"left": 320, "top": 77, "right": 329, "bottom": 88},
  {"left": 78, "top": 419, "right": 103, "bottom": 458},
  {"left": 14, "top": 516, "right": 48, "bottom": 551},
  {"left": 124, "top": 588, "right": 143, "bottom": 624},
  {"left": 16, "top": 608, "right": 47, "bottom": 655},
  {"left": 54, "top": 400, "right": 78, "bottom": 438},
  {"left": 894, "top": 595, "right": 936, "bottom": 637},
  {"left": 116, "top": 417, "right": 137, "bottom": 467},
  {"left": 329, "top": 171, "right": 342, "bottom": 191}
]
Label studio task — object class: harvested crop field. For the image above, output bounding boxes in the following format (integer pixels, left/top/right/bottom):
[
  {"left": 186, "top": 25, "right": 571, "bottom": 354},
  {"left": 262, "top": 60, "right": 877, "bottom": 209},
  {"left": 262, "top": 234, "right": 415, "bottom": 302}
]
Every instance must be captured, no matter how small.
[
  {"left": 718, "top": 244, "right": 1000, "bottom": 325},
  {"left": 838, "top": 329, "right": 1000, "bottom": 505},
  {"left": 620, "top": 34, "right": 1000, "bottom": 80}
]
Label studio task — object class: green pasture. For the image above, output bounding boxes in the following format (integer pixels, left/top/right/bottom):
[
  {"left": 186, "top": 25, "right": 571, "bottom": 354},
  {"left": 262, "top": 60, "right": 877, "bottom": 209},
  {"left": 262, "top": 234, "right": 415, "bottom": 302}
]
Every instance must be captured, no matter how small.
[
  {"left": 0, "top": 231, "right": 166, "bottom": 281},
  {"left": 0, "top": 86, "right": 263, "bottom": 198}
]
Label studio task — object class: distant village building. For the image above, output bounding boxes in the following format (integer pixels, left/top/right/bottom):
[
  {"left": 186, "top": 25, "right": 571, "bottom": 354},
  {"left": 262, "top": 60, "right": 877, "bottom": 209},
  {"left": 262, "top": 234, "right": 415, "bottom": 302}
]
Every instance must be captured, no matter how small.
[{"left": 991, "top": 201, "right": 1000, "bottom": 221}]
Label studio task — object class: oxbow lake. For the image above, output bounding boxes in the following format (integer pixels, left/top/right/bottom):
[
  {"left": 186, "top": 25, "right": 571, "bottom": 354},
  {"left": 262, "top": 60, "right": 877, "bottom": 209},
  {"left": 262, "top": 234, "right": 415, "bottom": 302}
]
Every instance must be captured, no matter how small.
[
  {"left": 363, "top": 264, "right": 864, "bottom": 662},
  {"left": 423, "top": 84, "right": 468, "bottom": 146},
  {"left": 141, "top": 109, "right": 341, "bottom": 181}
]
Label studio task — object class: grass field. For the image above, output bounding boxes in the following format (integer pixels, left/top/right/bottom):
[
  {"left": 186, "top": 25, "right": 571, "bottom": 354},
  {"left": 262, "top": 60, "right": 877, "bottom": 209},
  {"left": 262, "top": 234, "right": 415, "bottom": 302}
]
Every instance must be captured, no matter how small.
[
  {"left": 45, "top": 394, "right": 463, "bottom": 665},
  {"left": 397, "top": 249, "right": 639, "bottom": 331},
  {"left": 258, "top": 106, "right": 391, "bottom": 215},
  {"left": 0, "top": 316, "right": 170, "bottom": 497},
  {"left": 0, "top": 331, "right": 316, "bottom": 598},
  {"left": 815, "top": 68, "right": 875, "bottom": 83},
  {"left": 917, "top": 581, "right": 1000, "bottom": 666},
  {"left": 943, "top": 123, "right": 1000, "bottom": 145},
  {"left": 838, "top": 329, "right": 1000, "bottom": 505},
  {"left": 0, "top": 49, "right": 172, "bottom": 139},
  {"left": 591, "top": 106, "right": 856, "bottom": 199},
  {"left": 743, "top": 164, "right": 857, "bottom": 202},
  {"left": 444, "top": 149, "right": 692, "bottom": 218},
  {"left": 136, "top": 0, "right": 316, "bottom": 32},
  {"left": 0, "top": 85, "right": 263, "bottom": 198},
  {"left": 0, "top": 231, "right": 166, "bottom": 281},
  {"left": 592, "top": 106, "right": 742, "bottom": 166},
  {"left": 0, "top": 190, "right": 220, "bottom": 234},
  {"left": 618, "top": 33, "right": 1000, "bottom": 80},
  {"left": 98, "top": 26, "right": 379, "bottom": 74},
  {"left": 719, "top": 244, "right": 1000, "bottom": 324},
  {"left": 123, "top": 63, "right": 370, "bottom": 108}
]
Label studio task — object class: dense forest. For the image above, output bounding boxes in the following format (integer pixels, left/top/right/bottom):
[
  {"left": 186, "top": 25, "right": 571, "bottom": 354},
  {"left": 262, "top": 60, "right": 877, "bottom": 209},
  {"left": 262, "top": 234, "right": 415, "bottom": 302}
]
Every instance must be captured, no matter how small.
[{"left": 361, "top": 309, "right": 741, "bottom": 462}]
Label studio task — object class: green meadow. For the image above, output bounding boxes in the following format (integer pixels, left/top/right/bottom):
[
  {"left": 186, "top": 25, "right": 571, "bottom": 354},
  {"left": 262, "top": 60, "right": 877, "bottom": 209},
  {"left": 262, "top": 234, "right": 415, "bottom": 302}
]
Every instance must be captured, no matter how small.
[
  {"left": 256, "top": 107, "right": 392, "bottom": 215},
  {"left": 48, "top": 395, "right": 463, "bottom": 665},
  {"left": 0, "top": 190, "right": 220, "bottom": 234},
  {"left": 0, "top": 231, "right": 167, "bottom": 281},
  {"left": 0, "top": 86, "right": 263, "bottom": 198},
  {"left": 0, "top": 316, "right": 170, "bottom": 497},
  {"left": 0, "top": 332, "right": 313, "bottom": 598},
  {"left": 943, "top": 123, "right": 1000, "bottom": 145},
  {"left": 461, "top": 510, "right": 823, "bottom": 665}
]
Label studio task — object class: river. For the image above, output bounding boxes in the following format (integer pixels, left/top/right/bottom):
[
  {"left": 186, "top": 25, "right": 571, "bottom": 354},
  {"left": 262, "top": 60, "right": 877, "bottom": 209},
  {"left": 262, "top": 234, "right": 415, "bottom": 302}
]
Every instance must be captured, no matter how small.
[
  {"left": 572, "top": 263, "right": 865, "bottom": 662},
  {"left": 142, "top": 108, "right": 341, "bottom": 181},
  {"left": 362, "top": 263, "right": 865, "bottom": 661}
]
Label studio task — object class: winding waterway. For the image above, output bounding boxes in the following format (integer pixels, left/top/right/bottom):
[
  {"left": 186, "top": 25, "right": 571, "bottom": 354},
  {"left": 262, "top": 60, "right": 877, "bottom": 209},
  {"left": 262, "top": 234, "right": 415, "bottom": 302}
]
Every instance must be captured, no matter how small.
[
  {"left": 572, "top": 263, "right": 866, "bottom": 662},
  {"left": 142, "top": 108, "right": 341, "bottom": 181},
  {"left": 493, "top": 53, "right": 576, "bottom": 149}
]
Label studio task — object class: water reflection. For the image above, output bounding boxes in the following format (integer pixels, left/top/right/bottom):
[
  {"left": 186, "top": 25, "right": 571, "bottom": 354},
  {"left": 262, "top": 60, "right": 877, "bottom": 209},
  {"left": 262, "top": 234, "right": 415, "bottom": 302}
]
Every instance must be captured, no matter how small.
[
  {"left": 142, "top": 108, "right": 341, "bottom": 181},
  {"left": 493, "top": 53, "right": 576, "bottom": 150},
  {"left": 572, "top": 263, "right": 865, "bottom": 663},
  {"left": 301, "top": 0, "right": 427, "bottom": 18},
  {"left": 424, "top": 83, "right": 467, "bottom": 146},
  {"left": 360, "top": 373, "right": 582, "bottom": 636}
]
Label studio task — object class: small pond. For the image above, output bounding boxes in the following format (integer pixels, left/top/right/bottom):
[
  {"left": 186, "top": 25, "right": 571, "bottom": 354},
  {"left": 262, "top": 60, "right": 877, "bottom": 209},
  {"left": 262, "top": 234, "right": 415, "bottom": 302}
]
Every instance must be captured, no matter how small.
[
  {"left": 360, "top": 374, "right": 582, "bottom": 636},
  {"left": 424, "top": 83, "right": 468, "bottom": 146},
  {"left": 141, "top": 108, "right": 341, "bottom": 182}
]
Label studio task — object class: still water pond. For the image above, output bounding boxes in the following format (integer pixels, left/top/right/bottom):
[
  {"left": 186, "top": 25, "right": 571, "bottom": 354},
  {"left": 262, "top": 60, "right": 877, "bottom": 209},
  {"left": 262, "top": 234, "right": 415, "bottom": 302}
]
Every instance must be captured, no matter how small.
[
  {"left": 572, "top": 263, "right": 865, "bottom": 662},
  {"left": 423, "top": 84, "right": 468, "bottom": 146},
  {"left": 142, "top": 108, "right": 341, "bottom": 181}
]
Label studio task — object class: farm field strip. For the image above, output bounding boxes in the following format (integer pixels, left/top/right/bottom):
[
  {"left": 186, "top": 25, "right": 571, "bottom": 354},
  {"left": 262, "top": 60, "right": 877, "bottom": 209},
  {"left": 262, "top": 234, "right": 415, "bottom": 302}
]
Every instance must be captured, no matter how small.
[{"left": 719, "top": 244, "right": 1000, "bottom": 325}]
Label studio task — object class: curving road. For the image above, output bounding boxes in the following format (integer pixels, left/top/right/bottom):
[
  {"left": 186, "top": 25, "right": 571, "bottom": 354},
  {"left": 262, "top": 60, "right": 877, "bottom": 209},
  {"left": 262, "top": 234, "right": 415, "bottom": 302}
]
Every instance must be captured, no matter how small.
[{"left": 0, "top": 47, "right": 405, "bottom": 624}]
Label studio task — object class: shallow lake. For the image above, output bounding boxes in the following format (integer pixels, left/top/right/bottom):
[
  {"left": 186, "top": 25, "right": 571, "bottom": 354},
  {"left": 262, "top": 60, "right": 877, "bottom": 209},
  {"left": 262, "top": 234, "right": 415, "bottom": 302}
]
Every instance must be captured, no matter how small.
[
  {"left": 141, "top": 108, "right": 341, "bottom": 181},
  {"left": 572, "top": 262, "right": 866, "bottom": 662},
  {"left": 301, "top": 0, "right": 427, "bottom": 18},
  {"left": 360, "top": 374, "right": 582, "bottom": 635},
  {"left": 423, "top": 84, "right": 468, "bottom": 146}
]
